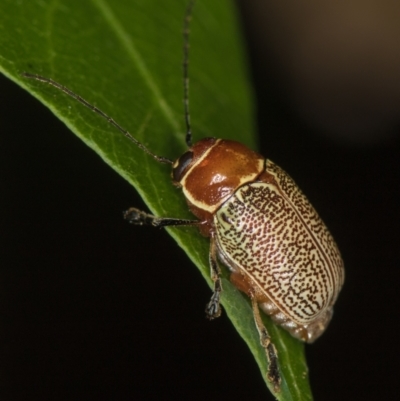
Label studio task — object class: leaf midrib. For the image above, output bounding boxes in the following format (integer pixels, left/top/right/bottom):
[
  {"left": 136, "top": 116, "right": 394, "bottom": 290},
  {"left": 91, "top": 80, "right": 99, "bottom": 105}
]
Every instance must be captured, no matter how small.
[{"left": 92, "top": 0, "right": 181, "bottom": 136}]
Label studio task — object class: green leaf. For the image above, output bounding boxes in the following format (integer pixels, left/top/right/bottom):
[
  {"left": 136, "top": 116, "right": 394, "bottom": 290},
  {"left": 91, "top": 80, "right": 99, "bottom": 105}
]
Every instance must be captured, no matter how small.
[{"left": 0, "top": 0, "right": 313, "bottom": 399}]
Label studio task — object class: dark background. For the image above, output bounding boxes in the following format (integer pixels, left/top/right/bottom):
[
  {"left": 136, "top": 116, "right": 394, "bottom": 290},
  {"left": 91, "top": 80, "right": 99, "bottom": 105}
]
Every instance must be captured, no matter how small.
[{"left": 2, "top": 2, "right": 400, "bottom": 400}]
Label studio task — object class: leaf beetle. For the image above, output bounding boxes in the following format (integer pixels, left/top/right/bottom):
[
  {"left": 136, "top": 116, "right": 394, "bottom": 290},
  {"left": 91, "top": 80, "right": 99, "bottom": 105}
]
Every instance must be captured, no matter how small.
[{"left": 22, "top": 0, "right": 345, "bottom": 392}]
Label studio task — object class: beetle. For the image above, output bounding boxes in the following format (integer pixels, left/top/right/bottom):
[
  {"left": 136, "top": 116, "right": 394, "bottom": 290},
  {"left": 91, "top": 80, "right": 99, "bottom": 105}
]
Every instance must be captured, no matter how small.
[{"left": 22, "top": 0, "right": 344, "bottom": 392}]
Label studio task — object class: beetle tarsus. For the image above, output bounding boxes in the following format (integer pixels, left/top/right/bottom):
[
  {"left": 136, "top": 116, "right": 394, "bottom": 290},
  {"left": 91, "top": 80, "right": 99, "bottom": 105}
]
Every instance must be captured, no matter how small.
[
  {"left": 123, "top": 208, "right": 154, "bottom": 225},
  {"left": 266, "top": 342, "right": 281, "bottom": 393},
  {"left": 205, "top": 289, "right": 222, "bottom": 319},
  {"left": 205, "top": 238, "right": 223, "bottom": 319},
  {"left": 250, "top": 296, "right": 281, "bottom": 392}
]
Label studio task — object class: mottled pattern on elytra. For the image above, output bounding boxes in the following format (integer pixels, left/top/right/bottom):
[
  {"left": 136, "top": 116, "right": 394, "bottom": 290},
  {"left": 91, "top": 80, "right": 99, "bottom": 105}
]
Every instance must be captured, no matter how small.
[{"left": 214, "top": 160, "right": 344, "bottom": 325}]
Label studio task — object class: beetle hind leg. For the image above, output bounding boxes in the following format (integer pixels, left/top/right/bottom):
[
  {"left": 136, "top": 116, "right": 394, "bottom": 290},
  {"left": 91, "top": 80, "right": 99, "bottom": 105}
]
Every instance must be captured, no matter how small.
[
  {"left": 205, "top": 237, "right": 223, "bottom": 320},
  {"left": 251, "top": 296, "right": 281, "bottom": 392}
]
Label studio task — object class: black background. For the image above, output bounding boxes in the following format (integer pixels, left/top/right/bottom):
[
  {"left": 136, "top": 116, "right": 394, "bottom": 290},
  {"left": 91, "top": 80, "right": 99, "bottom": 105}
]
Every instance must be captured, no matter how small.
[{"left": 2, "top": 7, "right": 400, "bottom": 401}]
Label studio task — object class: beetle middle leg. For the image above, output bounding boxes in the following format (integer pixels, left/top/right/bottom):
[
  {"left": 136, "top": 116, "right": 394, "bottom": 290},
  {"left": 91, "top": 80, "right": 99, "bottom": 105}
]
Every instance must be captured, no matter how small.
[
  {"left": 205, "top": 237, "right": 222, "bottom": 320},
  {"left": 250, "top": 295, "right": 281, "bottom": 392},
  {"left": 124, "top": 207, "right": 223, "bottom": 320}
]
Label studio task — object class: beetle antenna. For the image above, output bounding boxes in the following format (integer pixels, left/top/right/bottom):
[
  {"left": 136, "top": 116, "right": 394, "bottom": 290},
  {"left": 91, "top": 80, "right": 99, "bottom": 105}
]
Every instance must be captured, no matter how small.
[
  {"left": 21, "top": 72, "right": 173, "bottom": 165},
  {"left": 183, "top": 0, "right": 195, "bottom": 147}
]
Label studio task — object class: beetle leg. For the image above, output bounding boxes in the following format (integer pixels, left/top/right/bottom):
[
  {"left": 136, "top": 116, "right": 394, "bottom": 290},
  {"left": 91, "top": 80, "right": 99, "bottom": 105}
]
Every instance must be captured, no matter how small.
[
  {"left": 205, "top": 237, "right": 222, "bottom": 320},
  {"left": 124, "top": 207, "right": 201, "bottom": 227},
  {"left": 250, "top": 296, "right": 281, "bottom": 392}
]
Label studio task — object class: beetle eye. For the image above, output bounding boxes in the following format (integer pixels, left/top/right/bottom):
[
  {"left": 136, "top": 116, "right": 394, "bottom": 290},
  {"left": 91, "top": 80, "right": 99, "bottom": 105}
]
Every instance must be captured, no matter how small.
[{"left": 172, "top": 151, "right": 194, "bottom": 182}]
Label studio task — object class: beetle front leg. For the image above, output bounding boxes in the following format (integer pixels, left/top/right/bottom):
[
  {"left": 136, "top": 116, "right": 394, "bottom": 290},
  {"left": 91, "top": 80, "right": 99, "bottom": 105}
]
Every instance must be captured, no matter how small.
[
  {"left": 205, "top": 237, "right": 223, "bottom": 320},
  {"left": 250, "top": 296, "right": 281, "bottom": 392},
  {"left": 124, "top": 207, "right": 201, "bottom": 228}
]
